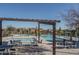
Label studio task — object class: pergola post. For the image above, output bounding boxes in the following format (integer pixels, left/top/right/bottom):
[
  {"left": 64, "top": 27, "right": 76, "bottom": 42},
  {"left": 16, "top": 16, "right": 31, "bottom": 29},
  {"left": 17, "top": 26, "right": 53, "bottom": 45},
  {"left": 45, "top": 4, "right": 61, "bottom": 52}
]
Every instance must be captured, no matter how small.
[
  {"left": 38, "top": 22, "right": 40, "bottom": 43},
  {"left": 0, "top": 20, "right": 2, "bottom": 45},
  {"left": 53, "top": 22, "right": 56, "bottom": 55}
]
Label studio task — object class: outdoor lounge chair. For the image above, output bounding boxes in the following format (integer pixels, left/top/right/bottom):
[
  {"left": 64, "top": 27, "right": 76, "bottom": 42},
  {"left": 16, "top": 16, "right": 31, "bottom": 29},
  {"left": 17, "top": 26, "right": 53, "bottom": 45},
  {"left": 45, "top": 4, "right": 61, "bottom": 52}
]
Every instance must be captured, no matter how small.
[
  {"left": 0, "top": 48, "right": 5, "bottom": 55},
  {"left": 0, "top": 43, "right": 14, "bottom": 55},
  {"left": 0, "top": 48, "right": 10, "bottom": 55},
  {"left": 9, "top": 48, "right": 16, "bottom": 55}
]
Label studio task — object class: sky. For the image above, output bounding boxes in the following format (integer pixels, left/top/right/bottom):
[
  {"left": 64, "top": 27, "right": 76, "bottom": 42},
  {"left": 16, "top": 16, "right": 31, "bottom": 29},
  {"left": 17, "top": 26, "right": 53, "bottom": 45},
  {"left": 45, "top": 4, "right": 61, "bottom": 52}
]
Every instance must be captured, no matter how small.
[{"left": 1, "top": 3, "right": 79, "bottom": 29}]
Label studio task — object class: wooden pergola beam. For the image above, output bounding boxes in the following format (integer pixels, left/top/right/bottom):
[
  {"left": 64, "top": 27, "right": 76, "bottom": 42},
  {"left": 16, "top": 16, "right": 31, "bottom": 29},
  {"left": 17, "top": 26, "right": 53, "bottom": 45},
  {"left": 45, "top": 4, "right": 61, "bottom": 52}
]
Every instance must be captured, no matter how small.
[{"left": 0, "top": 17, "right": 60, "bottom": 24}]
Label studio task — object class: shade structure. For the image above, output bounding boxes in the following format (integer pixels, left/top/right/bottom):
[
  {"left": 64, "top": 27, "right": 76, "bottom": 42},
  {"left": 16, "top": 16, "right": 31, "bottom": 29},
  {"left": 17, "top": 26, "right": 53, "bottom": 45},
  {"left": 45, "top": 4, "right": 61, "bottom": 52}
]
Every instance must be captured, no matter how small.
[{"left": 0, "top": 17, "right": 60, "bottom": 55}]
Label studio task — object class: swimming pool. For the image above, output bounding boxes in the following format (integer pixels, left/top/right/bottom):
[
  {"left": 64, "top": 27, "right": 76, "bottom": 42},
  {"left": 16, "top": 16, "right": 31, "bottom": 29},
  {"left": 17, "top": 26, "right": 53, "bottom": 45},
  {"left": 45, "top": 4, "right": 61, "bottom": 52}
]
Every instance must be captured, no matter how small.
[
  {"left": 3, "top": 34, "right": 64, "bottom": 43},
  {"left": 41, "top": 34, "right": 64, "bottom": 41}
]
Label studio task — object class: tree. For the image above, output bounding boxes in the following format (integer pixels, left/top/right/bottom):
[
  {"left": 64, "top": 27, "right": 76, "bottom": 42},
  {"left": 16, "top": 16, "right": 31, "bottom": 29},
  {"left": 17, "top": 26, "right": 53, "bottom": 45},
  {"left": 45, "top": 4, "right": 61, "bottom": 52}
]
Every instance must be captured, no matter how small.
[
  {"left": 62, "top": 9, "right": 79, "bottom": 28},
  {"left": 7, "top": 26, "right": 15, "bottom": 31},
  {"left": 57, "top": 27, "right": 61, "bottom": 36},
  {"left": 62, "top": 9, "right": 79, "bottom": 37},
  {"left": 6, "top": 26, "right": 15, "bottom": 35}
]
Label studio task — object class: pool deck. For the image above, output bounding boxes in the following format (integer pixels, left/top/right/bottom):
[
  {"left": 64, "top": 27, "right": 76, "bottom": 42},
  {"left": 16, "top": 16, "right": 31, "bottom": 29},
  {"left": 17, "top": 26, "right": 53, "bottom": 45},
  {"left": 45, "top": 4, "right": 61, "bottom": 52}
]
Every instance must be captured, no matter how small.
[
  {"left": 2, "top": 36, "right": 79, "bottom": 55},
  {"left": 37, "top": 39, "right": 79, "bottom": 55}
]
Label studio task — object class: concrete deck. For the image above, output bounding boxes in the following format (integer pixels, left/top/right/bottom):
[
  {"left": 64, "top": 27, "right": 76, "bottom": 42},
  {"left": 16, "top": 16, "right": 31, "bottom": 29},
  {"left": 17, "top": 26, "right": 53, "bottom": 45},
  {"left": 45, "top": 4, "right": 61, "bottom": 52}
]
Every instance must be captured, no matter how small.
[{"left": 2, "top": 36, "right": 79, "bottom": 55}]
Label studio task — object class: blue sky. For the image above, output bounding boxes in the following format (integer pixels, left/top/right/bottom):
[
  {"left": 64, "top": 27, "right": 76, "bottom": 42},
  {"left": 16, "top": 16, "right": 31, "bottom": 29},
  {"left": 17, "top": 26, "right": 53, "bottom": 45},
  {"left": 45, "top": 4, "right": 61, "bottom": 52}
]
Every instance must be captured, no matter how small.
[{"left": 1, "top": 3, "right": 79, "bottom": 29}]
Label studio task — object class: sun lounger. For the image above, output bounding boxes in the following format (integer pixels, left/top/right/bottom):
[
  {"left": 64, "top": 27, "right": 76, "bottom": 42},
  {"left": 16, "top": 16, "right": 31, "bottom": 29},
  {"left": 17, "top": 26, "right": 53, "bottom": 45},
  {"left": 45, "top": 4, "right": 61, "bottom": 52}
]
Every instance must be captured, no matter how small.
[
  {"left": 9, "top": 48, "right": 16, "bottom": 55},
  {"left": 0, "top": 44, "right": 14, "bottom": 55},
  {"left": 0, "top": 48, "right": 5, "bottom": 55},
  {"left": 0, "top": 48, "right": 10, "bottom": 55}
]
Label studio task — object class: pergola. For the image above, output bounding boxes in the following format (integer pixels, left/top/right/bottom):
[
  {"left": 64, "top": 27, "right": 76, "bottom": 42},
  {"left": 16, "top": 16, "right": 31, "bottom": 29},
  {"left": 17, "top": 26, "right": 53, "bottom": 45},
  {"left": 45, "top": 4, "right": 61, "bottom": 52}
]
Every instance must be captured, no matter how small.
[{"left": 0, "top": 17, "right": 60, "bottom": 55}]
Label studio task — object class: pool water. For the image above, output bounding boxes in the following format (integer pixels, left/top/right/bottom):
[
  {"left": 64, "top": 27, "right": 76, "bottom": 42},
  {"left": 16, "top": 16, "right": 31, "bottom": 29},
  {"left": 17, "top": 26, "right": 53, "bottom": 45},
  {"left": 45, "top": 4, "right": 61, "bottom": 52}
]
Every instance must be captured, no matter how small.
[
  {"left": 6, "top": 38, "right": 34, "bottom": 43},
  {"left": 13, "top": 38, "right": 34, "bottom": 42},
  {"left": 41, "top": 34, "right": 63, "bottom": 41},
  {"left": 5, "top": 34, "right": 64, "bottom": 43},
  {"left": 41, "top": 34, "right": 52, "bottom": 41}
]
